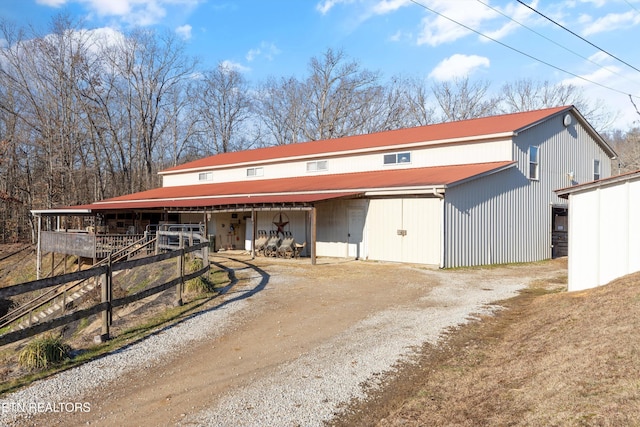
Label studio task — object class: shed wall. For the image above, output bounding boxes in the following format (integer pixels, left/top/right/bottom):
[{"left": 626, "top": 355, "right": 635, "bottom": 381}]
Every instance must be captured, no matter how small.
[{"left": 568, "top": 180, "right": 640, "bottom": 291}]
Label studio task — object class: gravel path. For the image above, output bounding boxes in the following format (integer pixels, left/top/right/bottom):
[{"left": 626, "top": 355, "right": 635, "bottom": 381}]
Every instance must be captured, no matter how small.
[{"left": 0, "top": 257, "right": 534, "bottom": 427}]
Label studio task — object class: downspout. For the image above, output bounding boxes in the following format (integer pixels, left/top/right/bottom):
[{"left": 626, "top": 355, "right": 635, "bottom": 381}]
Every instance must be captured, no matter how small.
[{"left": 432, "top": 188, "right": 445, "bottom": 269}]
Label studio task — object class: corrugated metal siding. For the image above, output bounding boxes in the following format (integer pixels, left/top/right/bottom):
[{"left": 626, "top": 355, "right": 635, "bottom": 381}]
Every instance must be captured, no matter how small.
[
  {"left": 444, "top": 113, "right": 614, "bottom": 268},
  {"left": 445, "top": 167, "right": 530, "bottom": 267}
]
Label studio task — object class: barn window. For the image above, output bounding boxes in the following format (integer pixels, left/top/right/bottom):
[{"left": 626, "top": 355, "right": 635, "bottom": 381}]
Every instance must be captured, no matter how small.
[
  {"left": 384, "top": 152, "right": 411, "bottom": 165},
  {"left": 593, "top": 159, "right": 601, "bottom": 180},
  {"left": 306, "top": 160, "right": 328, "bottom": 172},
  {"left": 198, "top": 172, "right": 213, "bottom": 182},
  {"left": 528, "top": 146, "right": 539, "bottom": 180},
  {"left": 246, "top": 167, "right": 263, "bottom": 177}
]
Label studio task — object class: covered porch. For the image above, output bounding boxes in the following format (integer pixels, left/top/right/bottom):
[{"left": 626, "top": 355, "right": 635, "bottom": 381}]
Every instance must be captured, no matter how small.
[{"left": 31, "top": 193, "right": 360, "bottom": 278}]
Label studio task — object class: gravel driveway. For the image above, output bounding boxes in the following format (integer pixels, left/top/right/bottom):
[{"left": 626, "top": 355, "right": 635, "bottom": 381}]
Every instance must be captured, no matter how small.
[{"left": 0, "top": 255, "right": 565, "bottom": 426}]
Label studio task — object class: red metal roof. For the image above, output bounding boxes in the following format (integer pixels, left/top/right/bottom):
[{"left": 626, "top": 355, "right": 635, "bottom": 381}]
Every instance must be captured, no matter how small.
[
  {"left": 78, "top": 192, "right": 360, "bottom": 211},
  {"left": 76, "top": 161, "right": 514, "bottom": 211},
  {"left": 161, "top": 106, "right": 571, "bottom": 174}
]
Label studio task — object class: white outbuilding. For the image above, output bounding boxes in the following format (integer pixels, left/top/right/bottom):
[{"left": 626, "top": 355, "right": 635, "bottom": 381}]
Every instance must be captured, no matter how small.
[{"left": 556, "top": 171, "right": 640, "bottom": 291}]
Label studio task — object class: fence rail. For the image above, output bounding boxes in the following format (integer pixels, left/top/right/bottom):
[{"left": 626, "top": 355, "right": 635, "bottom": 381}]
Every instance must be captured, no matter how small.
[
  {"left": 0, "top": 235, "right": 157, "bottom": 331},
  {"left": 0, "top": 241, "right": 209, "bottom": 346}
]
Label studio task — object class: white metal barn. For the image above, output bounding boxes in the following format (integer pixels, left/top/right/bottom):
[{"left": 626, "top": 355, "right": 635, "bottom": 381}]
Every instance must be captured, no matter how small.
[
  {"left": 36, "top": 106, "right": 617, "bottom": 268},
  {"left": 556, "top": 171, "right": 640, "bottom": 291}
]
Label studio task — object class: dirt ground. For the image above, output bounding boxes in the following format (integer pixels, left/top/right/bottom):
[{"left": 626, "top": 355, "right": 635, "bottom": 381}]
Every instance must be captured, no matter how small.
[{"left": 3, "top": 253, "right": 569, "bottom": 426}]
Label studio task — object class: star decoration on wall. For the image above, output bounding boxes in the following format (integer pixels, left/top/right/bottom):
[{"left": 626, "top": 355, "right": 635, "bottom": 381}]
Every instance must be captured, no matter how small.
[{"left": 273, "top": 213, "right": 289, "bottom": 236}]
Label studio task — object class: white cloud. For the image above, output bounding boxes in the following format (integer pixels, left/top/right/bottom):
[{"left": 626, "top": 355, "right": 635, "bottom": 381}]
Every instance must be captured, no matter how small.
[
  {"left": 36, "top": 0, "right": 201, "bottom": 27},
  {"left": 372, "top": 0, "right": 411, "bottom": 15},
  {"left": 316, "top": 0, "right": 408, "bottom": 18},
  {"left": 245, "top": 42, "right": 281, "bottom": 62},
  {"left": 36, "top": 0, "right": 68, "bottom": 6},
  {"left": 429, "top": 54, "right": 490, "bottom": 81},
  {"left": 221, "top": 60, "right": 250, "bottom": 74},
  {"left": 175, "top": 24, "right": 192, "bottom": 40},
  {"left": 416, "top": 0, "right": 537, "bottom": 46},
  {"left": 582, "top": 11, "right": 640, "bottom": 36},
  {"left": 316, "top": 0, "right": 344, "bottom": 15},
  {"left": 83, "top": 0, "right": 133, "bottom": 16},
  {"left": 417, "top": 0, "right": 489, "bottom": 46}
]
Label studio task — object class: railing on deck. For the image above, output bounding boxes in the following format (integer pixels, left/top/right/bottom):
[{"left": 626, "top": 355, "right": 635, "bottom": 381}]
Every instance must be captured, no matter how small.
[{"left": 41, "top": 231, "right": 151, "bottom": 259}]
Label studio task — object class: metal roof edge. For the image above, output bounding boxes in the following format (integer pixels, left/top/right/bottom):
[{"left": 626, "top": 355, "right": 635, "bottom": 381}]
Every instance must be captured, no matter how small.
[
  {"left": 445, "top": 161, "right": 518, "bottom": 188},
  {"left": 31, "top": 208, "right": 93, "bottom": 215},
  {"left": 556, "top": 169, "right": 640, "bottom": 199},
  {"left": 515, "top": 105, "right": 617, "bottom": 159}
]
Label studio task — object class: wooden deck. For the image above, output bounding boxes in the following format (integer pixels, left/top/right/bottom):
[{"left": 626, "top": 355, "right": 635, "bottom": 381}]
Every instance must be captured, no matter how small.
[{"left": 40, "top": 231, "right": 152, "bottom": 259}]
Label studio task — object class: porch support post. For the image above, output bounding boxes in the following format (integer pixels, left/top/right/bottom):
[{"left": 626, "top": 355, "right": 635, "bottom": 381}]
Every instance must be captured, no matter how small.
[
  {"left": 203, "top": 210, "right": 210, "bottom": 263},
  {"left": 310, "top": 206, "right": 317, "bottom": 265},
  {"left": 36, "top": 215, "right": 42, "bottom": 280},
  {"left": 251, "top": 209, "right": 257, "bottom": 259}
]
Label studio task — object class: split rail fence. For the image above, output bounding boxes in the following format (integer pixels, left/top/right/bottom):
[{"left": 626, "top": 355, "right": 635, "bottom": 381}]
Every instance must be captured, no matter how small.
[{"left": 0, "top": 239, "right": 210, "bottom": 346}]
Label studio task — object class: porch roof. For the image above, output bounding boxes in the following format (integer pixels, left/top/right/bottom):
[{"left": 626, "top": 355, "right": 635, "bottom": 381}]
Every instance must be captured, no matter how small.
[{"left": 35, "top": 161, "right": 515, "bottom": 214}]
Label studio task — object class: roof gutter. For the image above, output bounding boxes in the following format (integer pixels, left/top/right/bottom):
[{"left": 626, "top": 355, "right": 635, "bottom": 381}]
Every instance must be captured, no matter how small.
[{"left": 31, "top": 208, "right": 93, "bottom": 215}]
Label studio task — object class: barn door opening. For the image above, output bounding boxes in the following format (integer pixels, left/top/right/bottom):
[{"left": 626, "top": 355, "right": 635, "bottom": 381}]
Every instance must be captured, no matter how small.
[{"left": 552, "top": 206, "right": 568, "bottom": 258}]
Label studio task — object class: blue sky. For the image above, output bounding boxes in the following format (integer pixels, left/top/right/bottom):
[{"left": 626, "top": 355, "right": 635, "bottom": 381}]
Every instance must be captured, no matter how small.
[{"left": 2, "top": 0, "right": 640, "bottom": 130}]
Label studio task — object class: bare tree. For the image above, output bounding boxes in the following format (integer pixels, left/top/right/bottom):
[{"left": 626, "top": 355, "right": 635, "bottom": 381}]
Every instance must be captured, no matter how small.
[
  {"left": 256, "top": 76, "right": 307, "bottom": 146},
  {"left": 123, "top": 29, "right": 197, "bottom": 188},
  {"left": 304, "top": 48, "right": 380, "bottom": 140},
  {"left": 432, "top": 77, "right": 499, "bottom": 122},
  {"left": 160, "top": 81, "right": 201, "bottom": 167},
  {"left": 398, "top": 76, "right": 437, "bottom": 127},
  {"left": 604, "top": 127, "right": 640, "bottom": 174},
  {"left": 501, "top": 78, "right": 616, "bottom": 131},
  {"left": 349, "top": 76, "right": 410, "bottom": 133},
  {"left": 193, "top": 63, "right": 253, "bottom": 154},
  {"left": 0, "top": 16, "right": 94, "bottom": 221}
]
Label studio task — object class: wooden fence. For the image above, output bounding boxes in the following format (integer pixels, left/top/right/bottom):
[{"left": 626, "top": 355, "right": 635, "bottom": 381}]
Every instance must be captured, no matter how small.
[{"left": 0, "top": 242, "right": 210, "bottom": 346}]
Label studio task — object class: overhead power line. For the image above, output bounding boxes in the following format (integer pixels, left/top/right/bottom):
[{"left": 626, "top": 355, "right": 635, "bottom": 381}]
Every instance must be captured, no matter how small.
[
  {"left": 407, "top": 0, "right": 639, "bottom": 98},
  {"left": 516, "top": 0, "right": 640, "bottom": 75},
  {"left": 624, "top": 0, "right": 640, "bottom": 14},
  {"left": 476, "top": 0, "right": 640, "bottom": 88}
]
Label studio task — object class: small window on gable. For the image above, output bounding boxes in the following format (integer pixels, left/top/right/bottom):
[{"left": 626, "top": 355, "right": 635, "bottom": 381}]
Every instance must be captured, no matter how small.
[
  {"left": 306, "top": 160, "right": 328, "bottom": 172},
  {"left": 384, "top": 152, "right": 411, "bottom": 165},
  {"left": 593, "top": 159, "right": 601, "bottom": 180},
  {"left": 198, "top": 172, "right": 213, "bottom": 182},
  {"left": 528, "top": 146, "right": 539, "bottom": 180},
  {"left": 246, "top": 167, "right": 263, "bottom": 177}
]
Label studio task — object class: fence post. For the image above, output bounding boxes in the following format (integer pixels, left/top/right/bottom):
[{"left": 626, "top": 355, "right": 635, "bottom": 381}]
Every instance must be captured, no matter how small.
[
  {"left": 96, "top": 255, "right": 112, "bottom": 343},
  {"left": 175, "top": 236, "right": 184, "bottom": 307}
]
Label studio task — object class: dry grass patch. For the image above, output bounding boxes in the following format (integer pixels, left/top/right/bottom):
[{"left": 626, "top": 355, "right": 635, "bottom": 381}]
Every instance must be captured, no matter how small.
[{"left": 332, "top": 271, "right": 640, "bottom": 426}]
